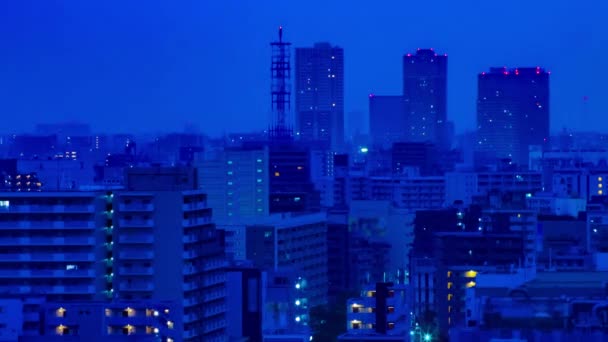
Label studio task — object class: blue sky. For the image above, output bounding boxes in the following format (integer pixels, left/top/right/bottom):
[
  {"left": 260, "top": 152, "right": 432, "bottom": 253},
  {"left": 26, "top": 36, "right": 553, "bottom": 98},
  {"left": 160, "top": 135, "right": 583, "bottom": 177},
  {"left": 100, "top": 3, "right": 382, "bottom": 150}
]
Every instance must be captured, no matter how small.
[{"left": 0, "top": 1, "right": 606, "bottom": 135}]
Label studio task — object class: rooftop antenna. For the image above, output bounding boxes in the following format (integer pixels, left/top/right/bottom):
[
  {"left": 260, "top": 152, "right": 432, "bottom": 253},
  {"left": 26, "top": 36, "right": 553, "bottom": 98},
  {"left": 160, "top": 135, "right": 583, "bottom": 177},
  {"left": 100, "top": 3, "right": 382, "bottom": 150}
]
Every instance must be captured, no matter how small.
[{"left": 269, "top": 26, "right": 293, "bottom": 140}]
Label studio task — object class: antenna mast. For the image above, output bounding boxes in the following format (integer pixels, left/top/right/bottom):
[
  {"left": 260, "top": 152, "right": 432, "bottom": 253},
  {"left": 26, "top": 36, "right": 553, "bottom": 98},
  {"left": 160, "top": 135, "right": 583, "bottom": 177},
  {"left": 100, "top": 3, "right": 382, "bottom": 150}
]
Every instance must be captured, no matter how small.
[{"left": 269, "top": 26, "right": 292, "bottom": 140}]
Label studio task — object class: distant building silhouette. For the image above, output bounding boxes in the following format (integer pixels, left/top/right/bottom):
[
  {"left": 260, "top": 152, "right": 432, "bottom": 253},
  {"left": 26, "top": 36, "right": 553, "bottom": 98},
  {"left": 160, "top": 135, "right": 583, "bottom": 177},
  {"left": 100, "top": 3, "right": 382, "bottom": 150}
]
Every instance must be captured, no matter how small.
[
  {"left": 403, "top": 49, "right": 448, "bottom": 147},
  {"left": 476, "top": 67, "right": 550, "bottom": 167},
  {"left": 369, "top": 95, "right": 406, "bottom": 148},
  {"left": 295, "top": 42, "right": 344, "bottom": 151}
]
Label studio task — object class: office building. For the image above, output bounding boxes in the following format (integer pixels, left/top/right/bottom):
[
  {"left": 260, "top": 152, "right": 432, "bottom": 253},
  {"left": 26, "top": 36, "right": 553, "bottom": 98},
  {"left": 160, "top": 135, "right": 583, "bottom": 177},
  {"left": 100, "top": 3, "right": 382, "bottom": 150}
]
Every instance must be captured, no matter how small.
[
  {"left": 198, "top": 145, "right": 269, "bottom": 224},
  {"left": 369, "top": 95, "right": 406, "bottom": 148},
  {"left": 403, "top": 49, "right": 448, "bottom": 147},
  {"left": 391, "top": 142, "right": 437, "bottom": 176},
  {"left": 269, "top": 142, "right": 320, "bottom": 213},
  {"left": 295, "top": 42, "right": 344, "bottom": 150},
  {"left": 114, "top": 167, "right": 227, "bottom": 341},
  {"left": 476, "top": 67, "right": 550, "bottom": 167}
]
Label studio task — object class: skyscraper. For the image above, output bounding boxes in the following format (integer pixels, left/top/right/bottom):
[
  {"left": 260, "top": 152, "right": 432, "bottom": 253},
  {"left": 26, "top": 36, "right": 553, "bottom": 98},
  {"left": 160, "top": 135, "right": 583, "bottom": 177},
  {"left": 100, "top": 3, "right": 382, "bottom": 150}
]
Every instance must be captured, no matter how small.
[
  {"left": 403, "top": 49, "right": 448, "bottom": 146},
  {"left": 476, "top": 67, "right": 550, "bottom": 167},
  {"left": 295, "top": 42, "right": 344, "bottom": 151}
]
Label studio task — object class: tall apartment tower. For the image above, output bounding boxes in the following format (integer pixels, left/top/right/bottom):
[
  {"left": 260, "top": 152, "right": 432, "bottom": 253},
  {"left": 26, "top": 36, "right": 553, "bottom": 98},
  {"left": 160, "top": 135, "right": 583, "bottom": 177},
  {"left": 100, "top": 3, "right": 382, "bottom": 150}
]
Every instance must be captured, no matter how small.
[
  {"left": 295, "top": 42, "right": 344, "bottom": 151},
  {"left": 115, "top": 167, "right": 227, "bottom": 341},
  {"left": 0, "top": 192, "right": 107, "bottom": 302},
  {"left": 476, "top": 67, "right": 550, "bottom": 167},
  {"left": 403, "top": 49, "right": 448, "bottom": 147}
]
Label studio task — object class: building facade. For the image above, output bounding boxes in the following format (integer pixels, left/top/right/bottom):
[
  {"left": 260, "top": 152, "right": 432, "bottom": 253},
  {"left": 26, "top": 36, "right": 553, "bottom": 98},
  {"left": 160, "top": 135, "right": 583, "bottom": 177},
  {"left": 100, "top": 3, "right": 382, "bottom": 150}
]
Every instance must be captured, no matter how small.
[
  {"left": 295, "top": 42, "right": 344, "bottom": 151},
  {"left": 476, "top": 67, "right": 550, "bottom": 167}
]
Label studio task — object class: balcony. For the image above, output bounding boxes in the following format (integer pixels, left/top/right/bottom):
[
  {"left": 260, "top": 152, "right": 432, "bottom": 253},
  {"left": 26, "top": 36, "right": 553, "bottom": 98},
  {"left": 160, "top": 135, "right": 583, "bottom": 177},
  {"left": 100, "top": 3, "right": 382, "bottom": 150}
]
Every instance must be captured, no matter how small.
[
  {"left": 0, "top": 221, "right": 94, "bottom": 230},
  {"left": 118, "top": 203, "right": 154, "bottom": 212},
  {"left": 183, "top": 282, "right": 198, "bottom": 291},
  {"left": 182, "top": 217, "right": 211, "bottom": 227},
  {"left": 119, "top": 267, "right": 154, "bottom": 276},
  {"left": 183, "top": 296, "right": 203, "bottom": 307},
  {"left": 47, "top": 285, "right": 96, "bottom": 294},
  {"left": 119, "top": 220, "right": 154, "bottom": 228},
  {"left": 202, "top": 275, "right": 226, "bottom": 287},
  {"left": 203, "top": 290, "right": 226, "bottom": 302},
  {"left": 119, "top": 283, "right": 154, "bottom": 292},
  {"left": 0, "top": 236, "right": 95, "bottom": 246},
  {"left": 119, "top": 251, "right": 154, "bottom": 260},
  {"left": 0, "top": 253, "right": 94, "bottom": 262},
  {"left": 118, "top": 235, "right": 154, "bottom": 244},
  {"left": 0, "top": 205, "right": 95, "bottom": 213},
  {"left": 182, "top": 202, "right": 207, "bottom": 212}
]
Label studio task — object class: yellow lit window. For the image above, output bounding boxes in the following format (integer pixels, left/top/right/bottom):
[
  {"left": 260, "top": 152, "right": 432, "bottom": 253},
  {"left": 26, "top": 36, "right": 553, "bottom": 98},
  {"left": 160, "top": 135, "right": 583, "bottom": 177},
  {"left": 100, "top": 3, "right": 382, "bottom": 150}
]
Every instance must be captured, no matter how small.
[
  {"left": 448, "top": 294, "right": 453, "bottom": 301},
  {"left": 447, "top": 271, "right": 452, "bottom": 278},
  {"left": 466, "top": 281, "right": 476, "bottom": 288},
  {"left": 56, "top": 307, "right": 66, "bottom": 318},
  {"left": 123, "top": 324, "right": 134, "bottom": 335},
  {"left": 599, "top": 177, "right": 603, "bottom": 182},
  {"left": 599, "top": 190, "right": 603, "bottom": 195},
  {"left": 464, "top": 270, "right": 477, "bottom": 278},
  {"left": 447, "top": 282, "right": 453, "bottom": 289},
  {"left": 274, "top": 172, "right": 280, "bottom": 177},
  {"left": 56, "top": 325, "right": 68, "bottom": 335}
]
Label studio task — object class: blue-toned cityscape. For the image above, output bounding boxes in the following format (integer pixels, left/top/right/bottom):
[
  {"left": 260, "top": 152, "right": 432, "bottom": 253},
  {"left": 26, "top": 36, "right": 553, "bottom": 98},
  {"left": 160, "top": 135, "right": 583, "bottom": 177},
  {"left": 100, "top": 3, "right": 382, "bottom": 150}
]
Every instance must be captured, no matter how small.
[{"left": 0, "top": 4, "right": 607, "bottom": 342}]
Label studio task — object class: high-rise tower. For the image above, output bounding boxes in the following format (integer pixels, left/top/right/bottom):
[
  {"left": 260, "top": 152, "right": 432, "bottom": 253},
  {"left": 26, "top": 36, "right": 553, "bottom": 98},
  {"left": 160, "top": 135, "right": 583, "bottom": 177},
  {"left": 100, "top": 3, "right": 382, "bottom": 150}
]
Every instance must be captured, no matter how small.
[
  {"left": 403, "top": 49, "right": 448, "bottom": 147},
  {"left": 295, "top": 42, "right": 344, "bottom": 151},
  {"left": 476, "top": 67, "right": 550, "bottom": 167}
]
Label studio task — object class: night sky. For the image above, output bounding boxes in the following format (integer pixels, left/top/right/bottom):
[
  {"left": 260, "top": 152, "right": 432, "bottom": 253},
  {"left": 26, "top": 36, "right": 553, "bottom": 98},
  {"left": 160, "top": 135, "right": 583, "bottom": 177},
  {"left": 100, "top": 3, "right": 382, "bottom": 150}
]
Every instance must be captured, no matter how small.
[{"left": 0, "top": 1, "right": 605, "bottom": 135}]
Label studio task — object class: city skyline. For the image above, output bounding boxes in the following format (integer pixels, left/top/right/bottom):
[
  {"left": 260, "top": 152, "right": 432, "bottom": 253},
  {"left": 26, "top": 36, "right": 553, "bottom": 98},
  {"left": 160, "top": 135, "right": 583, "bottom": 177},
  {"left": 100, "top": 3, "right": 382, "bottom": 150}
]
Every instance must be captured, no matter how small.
[{"left": 0, "top": 1, "right": 605, "bottom": 136}]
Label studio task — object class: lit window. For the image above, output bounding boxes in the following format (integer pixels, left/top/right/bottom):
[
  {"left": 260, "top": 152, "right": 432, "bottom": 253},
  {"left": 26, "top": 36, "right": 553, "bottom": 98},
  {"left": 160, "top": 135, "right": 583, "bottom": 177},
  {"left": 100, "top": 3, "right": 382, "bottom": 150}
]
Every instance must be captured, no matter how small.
[
  {"left": 274, "top": 172, "right": 280, "bottom": 177},
  {"left": 466, "top": 281, "right": 476, "bottom": 288},
  {"left": 167, "top": 320, "right": 174, "bottom": 329},
  {"left": 599, "top": 190, "right": 603, "bottom": 195},
  {"left": 0, "top": 200, "right": 9, "bottom": 208},
  {"left": 297, "top": 166, "right": 303, "bottom": 170},
  {"left": 447, "top": 282, "right": 453, "bottom": 289},
  {"left": 464, "top": 270, "right": 477, "bottom": 278},
  {"left": 447, "top": 294, "right": 453, "bottom": 301},
  {"left": 123, "top": 324, "right": 135, "bottom": 335},
  {"left": 56, "top": 307, "right": 66, "bottom": 318},
  {"left": 227, "top": 161, "right": 233, "bottom": 164},
  {"left": 447, "top": 271, "right": 452, "bottom": 278},
  {"left": 599, "top": 177, "right": 603, "bottom": 182},
  {"left": 600, "top": 184, "right": 603, "bottom": 188},
  {"left": 105, "top": 308, "right": 112, "bottom": 317},
  {"left": 56, "top": 325, "right": 68, "bottom": 335}
]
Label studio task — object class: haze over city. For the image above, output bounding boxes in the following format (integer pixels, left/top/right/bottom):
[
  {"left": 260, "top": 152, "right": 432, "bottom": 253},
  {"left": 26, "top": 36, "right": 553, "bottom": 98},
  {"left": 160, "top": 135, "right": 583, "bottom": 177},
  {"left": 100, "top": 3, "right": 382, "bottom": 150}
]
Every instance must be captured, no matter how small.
[{"left": 0, "top": 0, "right": 606, "bottom": 135}]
